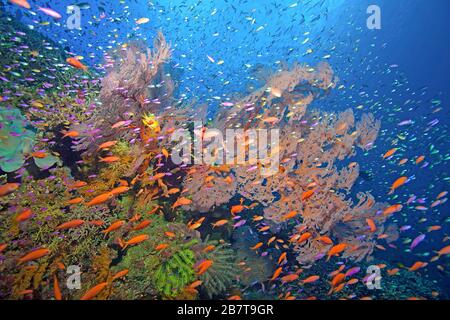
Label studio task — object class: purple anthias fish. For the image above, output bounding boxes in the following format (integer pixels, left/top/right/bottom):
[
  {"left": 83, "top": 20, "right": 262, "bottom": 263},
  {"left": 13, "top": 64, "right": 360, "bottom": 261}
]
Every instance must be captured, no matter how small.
[
  {"left": 410, "top": 234, "right": 426, "bottom": 250},
  {"left": 400, "top": 225, "right": 412, "bottom": 231},
  {"left": 38, "top": 7, "right": 62, "bottom": 19},
  {"left": 406, "top": 195, "right": 417, "bottom": 205},
  {"left": 398, "top": 119, "right": 413, "bottom": 126},
  {"left": 233, "top": 219, "right": 247, "bottom": 228},
  {"left": 345, "top": 267, "right": 361, "bottom": 277}
]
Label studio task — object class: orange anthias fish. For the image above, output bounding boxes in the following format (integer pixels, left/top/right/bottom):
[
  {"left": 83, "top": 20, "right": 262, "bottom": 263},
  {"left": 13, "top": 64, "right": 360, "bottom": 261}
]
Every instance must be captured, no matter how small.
[
  {"left": 188, "top": 280, "right": 203, "bottom": 290},
  {"left": 408, "top": 261, "right": 428, "bottom": 272},
  {"left": 56, "top": 219, "right": 85, "bottom": 230},
  {"left": 317, "top": 236, "right": 333, "bottom": 245},
  {"left": 277, "top": 252, "right": 287, "bottom": 265},
  {"left": 97, "top": 140, "right": 117, "bottom": 150},
  {"left": 123, "top": 235, "right": 149, "bottom": 249},
  {"left": 18, "top": 248, "right": 50, "bottom": 264},
  {"left": 366, "top": 218, "right": 377, "bottom": 232},
  {"left": 66, "top": 57, "right": 88, "bottom": 70},
  {"left": 250, "top": 242, "right": 263, "bottom": 250},
  {"left": 172, "top": 197, "right": 192, "bottom": 209},
  {"left": 112, "top": 269, "right": 129, "bottom": 281},
  {"left": 99, "top": 156, "right": 120, "bottom": 163},
  {"left": 110, "top": 186, "right": 130, "bottom": 196},
  {"left": 302, "top": 275, "right": 320, "bottom": 284},
  {"left": 165, "top": 188, "right": 180, "bottom": 196},
  {"left": 331, "top": 273, "right": 346, "bottom": 288},
  {"left": 211, "top": 219, "right": 228, "bottom": 228},
  {"left": 388, "top": 176, "right": 408, "bottom": 194},
  {"left": 202, "top": 245, "right": 216, "bottom": 253},
  {"left": 132, "top": 220, "right": 152, "bottom": 231},
  {"left": 152, "top": 172, "right": 166, "bottom": 180},
  {"left": 9, "top": 0, "right": 31, "bottom": 9},
  {"left": 387, "top": 268, "right": 400, "bottom": 276},
  {"left": 86, "top": 192, "right": 114, "bottom": 207},
  {"left": 297, "top": 232, "right": 312, "bottom": 244},
  {"left": 327, "top": 243, "right": 348, "bottom": 261},
  {"left": 102, "top": 220, "right": 125, "bottom": 234},
  {"left": 281, "top": 274, "right": 299, "bottom": 283},
  {"left": 427, "top": 225, "right": 441, "bottom": 232},
  {"left": 270, "top": 267, "right": 283, "bottom": 281},
  {"left": 281, "top": 210, "right": 298, "bottom": 221},
  {"left": 430, "top": 245, "right": 450, "bottom": 262},
  {"left": 196, "top": 260, "right": 213, "bottom": 275},
  {"left": 0, "top": 183, "right": 20, "bottom": 197},
  {"left": 382, "top": 148, "right": 397, "bottom": 159},
  {"left": 436, "top": 191, "right": 448, "bottom": 200},
  {"left": 415, "top": 155, "right": 425, "bottom": 164},
  {"left": 155, "top": 243, "right": 169, "bottom": 251},
  {"left": 223, "top": 176, "right": 233, "bottom": 184},
  {"left": 253, "top": 215, "right": 264, "bottom": 222},
  {"left": 164, "top": 231, "right": 176, "bottom": 238},
  {"left": 80, "top": 282, "right": 109, "bottom": 300},
  {"left": 16, "top": 208, "right": 32, "bottom": 222},
  {"left": 301, "top": 189, "right": 316, "bottom": 201},
  {"left": 61, "top": 130, "right": 79, "bottom": 139},
  {"left": 30, "top": 151, "right": 47, "bottom": 158},
  {"left": 67, "top": 197, "right": 83, "bottom": 205},
  {"left": 53, "top": 275, "right": 62, "bottom": 300},
  {"left": 231, "top": 198, "right": 246, "bottom": 215},
  {"left": 383, "top": 204, "right": 403, "bottom": 216},
  {"left": 70, "top": 181, "right": 87, "bottom": 189},
  {"left": 111, "top": 121, "right": 129, "bottom": 129},
  {"left": 0, "top": 243, "right": 8, "bottom": 253}
]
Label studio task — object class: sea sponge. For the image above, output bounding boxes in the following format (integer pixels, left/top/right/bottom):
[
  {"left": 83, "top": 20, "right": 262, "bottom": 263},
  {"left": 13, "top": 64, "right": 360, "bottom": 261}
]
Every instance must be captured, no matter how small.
[{"left": 0, "top": 107, "right": 35, "bottom": 172}]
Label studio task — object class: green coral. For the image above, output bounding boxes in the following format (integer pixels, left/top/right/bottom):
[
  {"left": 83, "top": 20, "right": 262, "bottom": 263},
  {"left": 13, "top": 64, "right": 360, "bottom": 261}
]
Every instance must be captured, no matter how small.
[
  {"left": 153, "top": 249, "right": 196, "bottom": 298},
  {"left": 111, "top": 215, "right": 199, "bottom": 299},
  {"left": 0, "top": 107, "right": 35, "bottom": 172}
]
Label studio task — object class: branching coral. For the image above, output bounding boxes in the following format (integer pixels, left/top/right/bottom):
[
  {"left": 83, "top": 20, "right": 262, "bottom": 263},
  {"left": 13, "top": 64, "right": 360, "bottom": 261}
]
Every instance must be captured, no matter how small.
[
  {"left": 73, "top": 32, "right": 174, "bottom": 157},
  {"left": 182, "top": 62, "right": 385, "bottom": 266},
  {"left": 194, "top": 242, "right": 236, "bottom": 298},
  {"left": 182, "top": 165, "right": 237, "bottom": 212}
]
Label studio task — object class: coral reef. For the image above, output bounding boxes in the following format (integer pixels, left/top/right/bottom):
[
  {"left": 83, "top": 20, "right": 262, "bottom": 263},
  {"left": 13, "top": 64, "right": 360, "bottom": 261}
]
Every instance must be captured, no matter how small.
[{"left": 1, "top": 16, "right": 425, "bottom": 301}]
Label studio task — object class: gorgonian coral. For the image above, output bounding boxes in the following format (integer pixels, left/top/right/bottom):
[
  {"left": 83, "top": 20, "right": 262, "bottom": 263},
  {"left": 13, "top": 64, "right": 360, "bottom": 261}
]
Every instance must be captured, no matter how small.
[
  {"left": 181, "top": 165, "right": 237, "bottom": 213},
  {"left": 181, "top": 62, "right": 385, "bottom": 265},
  {"left": 72, "top": 32, "right": 174, "bottom": 156}
]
